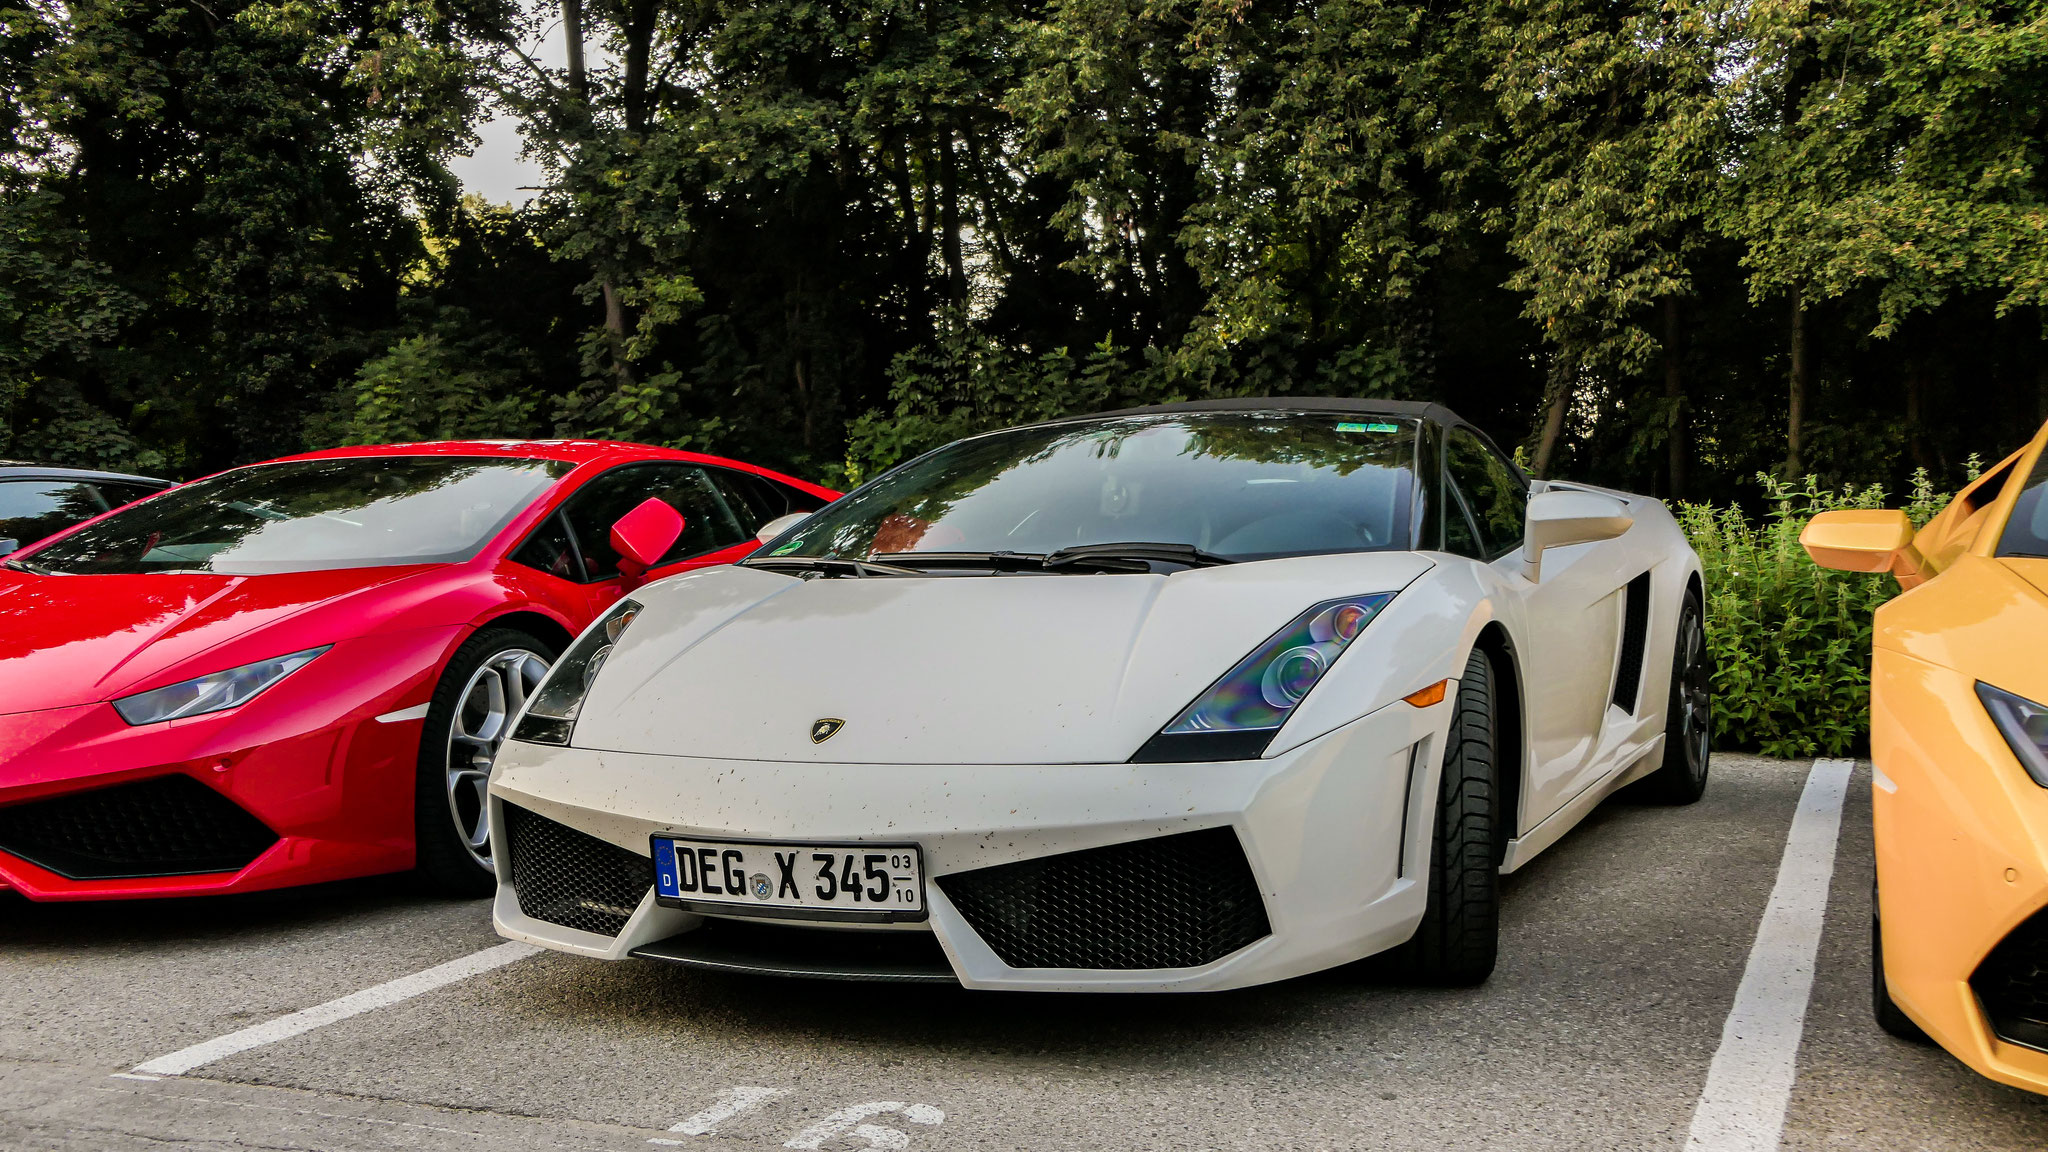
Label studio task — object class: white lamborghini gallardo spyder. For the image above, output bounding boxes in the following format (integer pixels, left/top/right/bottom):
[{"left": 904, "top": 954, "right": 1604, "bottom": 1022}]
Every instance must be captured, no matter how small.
[{"left": 488, "top": 399, "right": 1710, "bottom": 992}]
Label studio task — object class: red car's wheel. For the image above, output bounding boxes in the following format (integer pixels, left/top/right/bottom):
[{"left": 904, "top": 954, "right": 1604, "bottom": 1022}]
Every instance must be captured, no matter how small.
[{"left": 416, "top": 626, "right": 559, "bottom": 896}]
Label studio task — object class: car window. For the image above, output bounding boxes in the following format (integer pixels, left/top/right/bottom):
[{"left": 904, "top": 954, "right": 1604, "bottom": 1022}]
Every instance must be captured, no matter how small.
[
  {"left": 95, "top": 481, "right": 165, "bottom": 508},
  {"left": 1445, "top": 428, "right": 1527, "bottom": 560},
  {"left": 511, "top": 511, "right": 583, "bottom": 581},
  {"left": 18, "top": 457, "right": 569, "bottom": 575},
  {"left": 0, "top": 480, "right": 109, "bottom": 549},
  {"left": 1997, "top": 449, "right": 2048, "bottom": 560},
  {"left": 1441, "top": 482, "right": 1485, "bottom": 559},
  {"left": 558, "top": 464, "right": 750, "bottom": 581},
  {"left": 703, "top": 469, "right": 778, "bottom": 536}
]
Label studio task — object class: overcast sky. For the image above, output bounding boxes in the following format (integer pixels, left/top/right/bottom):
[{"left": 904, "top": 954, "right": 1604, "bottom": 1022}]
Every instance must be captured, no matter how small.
[
  {"left": 450, "top": 114, "right": 545, "bottom": 206},
  {"left": 447, "top": 9, "right": 574, "bottom": 206}
]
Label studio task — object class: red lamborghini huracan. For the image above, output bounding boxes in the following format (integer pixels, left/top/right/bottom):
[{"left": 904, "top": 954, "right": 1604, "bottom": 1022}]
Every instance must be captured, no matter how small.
[{"left": 0, "top": 440, "right": 835, "bottom": 900}]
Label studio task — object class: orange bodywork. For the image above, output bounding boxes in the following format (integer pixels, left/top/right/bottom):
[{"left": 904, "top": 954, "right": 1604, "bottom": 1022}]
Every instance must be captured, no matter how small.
[{"left": 1805, "top": 422, "right": 2048, "bottom": 1094}]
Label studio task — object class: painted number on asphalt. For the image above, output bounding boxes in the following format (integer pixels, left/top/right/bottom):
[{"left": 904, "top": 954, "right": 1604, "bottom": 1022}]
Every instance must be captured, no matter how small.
[{"left": 654, "top": 1088, "right": 945, "bottom": 1148}]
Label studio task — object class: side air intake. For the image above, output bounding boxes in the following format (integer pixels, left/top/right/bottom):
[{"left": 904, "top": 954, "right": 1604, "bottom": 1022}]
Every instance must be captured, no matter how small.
[
  {"left": 1972, "top": 904, "right": 2048, "bottom": 1053},
  {"left": 503, "top": 804, "right": 654, "bottom": 938},
  {"left": 1611, "top": 571, "right": 1653, "bottom": 713}
]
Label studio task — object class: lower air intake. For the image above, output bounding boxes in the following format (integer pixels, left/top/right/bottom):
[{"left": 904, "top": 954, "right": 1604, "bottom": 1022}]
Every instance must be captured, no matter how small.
[
  {"left": 0, "top": 774, "right": 277, "bottom": 880},
  {"left": 1972, "top": 905, "right": 2048, "bottom": 1053},
  {"left": 939, "top": 827, "right": 1270, "bottom": 970},
  {"left": 504, "top": 804, "right": 653, "bottom": 938}
]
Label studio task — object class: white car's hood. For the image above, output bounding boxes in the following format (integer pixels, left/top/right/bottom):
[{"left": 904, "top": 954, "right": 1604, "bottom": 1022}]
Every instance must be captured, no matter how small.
[{"left": 571, "top": 553, "right": 1435, "bottom": 764}]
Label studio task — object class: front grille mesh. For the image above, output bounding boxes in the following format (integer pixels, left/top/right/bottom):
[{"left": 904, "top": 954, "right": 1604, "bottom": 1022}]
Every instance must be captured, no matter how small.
[
  {"left": 939, "top": 827, "right": 1270, "bottom": 970},
  {"left": 504, "top": 804, "right": 653, "bottom": 937},
  {"left": 0, "top": 774, "right": 277, "bottom": 880},
  {"left": 1972, "top": 905, "right": 2048, "bottom": 1052}
]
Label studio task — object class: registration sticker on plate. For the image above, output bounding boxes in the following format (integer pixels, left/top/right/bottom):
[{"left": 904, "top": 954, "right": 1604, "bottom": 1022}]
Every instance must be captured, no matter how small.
[{"left": 650, "top": 837, "right": 926, "bottom": 923}]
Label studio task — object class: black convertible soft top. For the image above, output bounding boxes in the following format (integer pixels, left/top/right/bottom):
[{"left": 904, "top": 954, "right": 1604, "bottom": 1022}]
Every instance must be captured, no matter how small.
[{"left": 1089, "top": 396, "right": 1458, "bottom": 426}]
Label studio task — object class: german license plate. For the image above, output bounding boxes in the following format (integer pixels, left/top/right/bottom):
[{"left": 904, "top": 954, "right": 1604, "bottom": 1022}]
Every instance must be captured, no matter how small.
[{"left": 650, "top": 837, "right": 926, "bottom": 923}]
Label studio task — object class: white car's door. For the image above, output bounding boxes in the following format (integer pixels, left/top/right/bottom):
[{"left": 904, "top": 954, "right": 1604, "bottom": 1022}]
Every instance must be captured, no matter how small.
[{"left": 1442, "top": 428, "right": 1632, "bottom": 831}]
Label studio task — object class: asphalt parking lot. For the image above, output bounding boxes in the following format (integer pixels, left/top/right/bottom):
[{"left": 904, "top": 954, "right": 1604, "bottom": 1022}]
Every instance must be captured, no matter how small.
[{"left": 3, "top": 755, "right": 2046, "bottom": 1151}]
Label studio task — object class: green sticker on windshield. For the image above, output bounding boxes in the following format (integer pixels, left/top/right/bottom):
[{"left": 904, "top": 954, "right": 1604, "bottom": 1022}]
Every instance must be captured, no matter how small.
[
  {"left": 770, "top": 540, "right": 804, "bottom": 555},
  {"left": 1336, "top": 421, "right": 1402, "bottom": 433}
]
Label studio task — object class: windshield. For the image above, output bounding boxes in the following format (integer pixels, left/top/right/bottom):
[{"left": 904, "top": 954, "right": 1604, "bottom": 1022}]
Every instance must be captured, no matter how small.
[
  {"left": 17, "top": 456, "right": 571, "bottom": 575},
  {"left": 1999, "top": 449, "right": 2048, "bottom": 560},
  {"left": 763, "top": 412, "right": 1419, "bottom": 565}
]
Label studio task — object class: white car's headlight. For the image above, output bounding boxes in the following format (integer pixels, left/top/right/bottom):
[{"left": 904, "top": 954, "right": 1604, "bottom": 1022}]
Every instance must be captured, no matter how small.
[
  {"left": 1979, "top": 681, "right": 2048, "bottom": 788},
  {"left": 113, "top": 646, "right": 330, "bottom": 726},
  {"left": 513, "top": 599, "right": 643, "bottom": 746},
  {"left": 1133, "top": 593, "right": 1396, "bottom": 763}
]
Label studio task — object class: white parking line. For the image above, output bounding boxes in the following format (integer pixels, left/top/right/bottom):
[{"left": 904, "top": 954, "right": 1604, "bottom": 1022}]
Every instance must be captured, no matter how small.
[
  {"left": 651, "top": 1085, "right": 783, "bottom": 1142},
  {"left": 1684, "top": 758, "right": 1854, "bottom": 1152},
  {"left": 129, "top": 942, "right": 539, "bottom": 1077}
]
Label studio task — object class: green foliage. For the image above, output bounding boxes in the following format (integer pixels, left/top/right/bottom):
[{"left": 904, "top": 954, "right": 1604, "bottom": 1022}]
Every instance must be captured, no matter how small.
[
  {"left": 846, "top": 318, "right": 1149, "bottom": 481},
  {"left": 322, "top": 323, "right": 540, "bottom": 446},
  {"left": 1680, "top": 469, "right": 1958, "bottom": 757},
  {"left": 0, "top": 0, "right": 2042, "bottom": 518}
]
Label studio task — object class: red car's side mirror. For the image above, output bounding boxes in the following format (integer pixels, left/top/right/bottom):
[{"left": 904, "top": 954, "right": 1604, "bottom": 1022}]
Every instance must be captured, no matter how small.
[{"left": 610, "top": 498, "right": 685, "bottom": 590}]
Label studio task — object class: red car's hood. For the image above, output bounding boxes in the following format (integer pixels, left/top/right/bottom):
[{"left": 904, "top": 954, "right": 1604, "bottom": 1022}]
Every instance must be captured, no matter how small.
[{"left": 0, "top": 567, "right": 429, "bottom": 715}]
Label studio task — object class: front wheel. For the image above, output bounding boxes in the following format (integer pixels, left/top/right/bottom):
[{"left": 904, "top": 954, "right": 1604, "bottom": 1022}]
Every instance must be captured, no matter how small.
[
  {"left": 1382, "top": 646, "right": 1501, "bottom": 986},
  {"left": 414, "top": 626, "right": 558, "bottom": 897},
  {"left": 1873, "top": 880, "right": 1932, "bottom": 1043}
]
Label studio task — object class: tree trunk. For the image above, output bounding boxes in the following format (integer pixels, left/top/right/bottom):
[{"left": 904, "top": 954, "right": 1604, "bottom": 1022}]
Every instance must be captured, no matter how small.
[
  {"left": 601, "top": 279, "right": 633, "bottom": 387},
  {"left": 621, "top": 0, "right": 656, "bottom": 137},
  {"left": 562, "top": 0, "right": 587, "bottom": 99},
  {"left": 1905, "top": 364, "right": 1935, "bottom": 474},
  {"left": 936, "top": 129, "right": 968, "bottom": 307},
  {"left": 1532, "top": 366, "right": 1572, "bottom": 480},
  {"left": 1787, "top": 294, "right": 1808, "bottom": 478},
  {"left": 1663, "top": 295, "right": 1686, "bottom": 499}
]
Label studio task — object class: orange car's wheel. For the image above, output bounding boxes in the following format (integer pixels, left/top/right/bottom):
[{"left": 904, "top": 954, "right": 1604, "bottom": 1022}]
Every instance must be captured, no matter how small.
[{"left": 1872, "top": 879, "right": 1933, "bottom": 1043}]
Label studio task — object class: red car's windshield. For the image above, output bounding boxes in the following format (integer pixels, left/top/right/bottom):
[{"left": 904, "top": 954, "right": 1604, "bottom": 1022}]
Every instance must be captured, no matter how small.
[{"left": 13, "top": 456, "right": 570, "bottom": 576}]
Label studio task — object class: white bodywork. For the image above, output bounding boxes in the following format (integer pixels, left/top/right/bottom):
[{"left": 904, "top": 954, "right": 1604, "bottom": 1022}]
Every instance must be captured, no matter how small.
[{"left": 491, "top": 479, "right": 1701, "bottom": 991}]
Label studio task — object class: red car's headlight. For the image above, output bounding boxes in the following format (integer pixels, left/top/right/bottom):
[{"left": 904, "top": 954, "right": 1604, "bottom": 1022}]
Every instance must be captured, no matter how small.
[{"left": 112, "top": 646, "right": 330, "bottom": 726}]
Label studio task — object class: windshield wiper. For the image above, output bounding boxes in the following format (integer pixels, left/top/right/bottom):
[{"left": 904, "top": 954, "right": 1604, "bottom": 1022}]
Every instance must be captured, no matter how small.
[
  {"left": 1042, "top": 542, "right": 1234, "bottom": 569},
  {"left": 864, "top": 543, "right": 1234, "bottom": 574},
  {"left": 869, "top": 551, "right": 1056, "bottom": 572},
  {"left": 3, "top": 557, "right": 54, "bottom": 576},
  {"left": 740, "top": 555, "right": 919, "bottom": 578}
]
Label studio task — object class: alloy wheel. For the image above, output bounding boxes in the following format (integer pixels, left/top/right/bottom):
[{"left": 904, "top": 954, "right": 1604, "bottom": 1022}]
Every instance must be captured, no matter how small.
[
  {"left": 445, "top": 648, "right": 551, "bottom": 870},
  {"left": 1677, "top": 607, "right": 1711, "bottom": 778}
]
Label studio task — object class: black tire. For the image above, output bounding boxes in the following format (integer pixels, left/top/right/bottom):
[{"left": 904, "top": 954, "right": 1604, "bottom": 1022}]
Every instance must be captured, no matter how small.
[
  {"left": 1873, "top": 879, "right": 1933, "bottom": 1043},
  {"left": 1630, "top": 587, "right": 1711, "bottom": 805},
  {"left": 1384, "top": 646, "right": 1501, "bottom": 986},
  {"left": 414, "top": 626, "right": 559, "bottom": 897}
]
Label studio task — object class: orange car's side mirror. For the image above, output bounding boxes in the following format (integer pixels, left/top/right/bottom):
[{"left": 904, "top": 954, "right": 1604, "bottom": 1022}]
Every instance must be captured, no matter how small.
[
  {"left": 610, "top": 497, "right": 686, "bottom": 590},
  {"left": 1801, "top": 509, "right": 1927, "bottom": 589}
]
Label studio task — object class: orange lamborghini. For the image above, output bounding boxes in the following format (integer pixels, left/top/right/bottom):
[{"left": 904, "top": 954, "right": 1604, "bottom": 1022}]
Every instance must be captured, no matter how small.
[{"left": 1803, "top": 419, "right": 2048, "bottom": 1095}]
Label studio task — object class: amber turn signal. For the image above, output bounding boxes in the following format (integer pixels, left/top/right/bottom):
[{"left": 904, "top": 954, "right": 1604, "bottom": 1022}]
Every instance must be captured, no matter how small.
[{"left": 1402, "top": 679, "right": 1448, "bottom": 708}]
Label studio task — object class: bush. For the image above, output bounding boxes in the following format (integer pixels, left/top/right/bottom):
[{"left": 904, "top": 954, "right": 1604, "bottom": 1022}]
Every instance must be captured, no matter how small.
[{"left": 1680, "top": 468, "right": 1965, "bottom": 757}]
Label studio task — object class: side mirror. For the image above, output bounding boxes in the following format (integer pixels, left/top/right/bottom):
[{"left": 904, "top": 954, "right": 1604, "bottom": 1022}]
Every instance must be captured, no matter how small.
[
  {"left": 1800, "top": 509, "right": 1925, "bottom": 588},
  {"left": 610, "top": 497, "right": 685, "bottom": 590},
  {"left": 1521, "top": 488, "right": 1633, "bottom": 581},
  {"left": 755, "top": 511, "right": 809, "bottom": 545},
  {"left": 0, "top": 538, "right": 17, "bottom": 558}
]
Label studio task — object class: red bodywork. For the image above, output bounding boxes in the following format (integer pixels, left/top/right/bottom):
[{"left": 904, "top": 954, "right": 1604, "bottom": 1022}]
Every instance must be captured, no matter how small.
[{"left": 0, "top": 440, "right": 835, "bottom": 900}]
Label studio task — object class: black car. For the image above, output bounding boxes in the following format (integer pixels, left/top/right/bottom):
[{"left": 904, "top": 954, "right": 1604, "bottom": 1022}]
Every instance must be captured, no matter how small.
[{"left": 0, "top": 462, "right": 174, "bottom": 556}]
